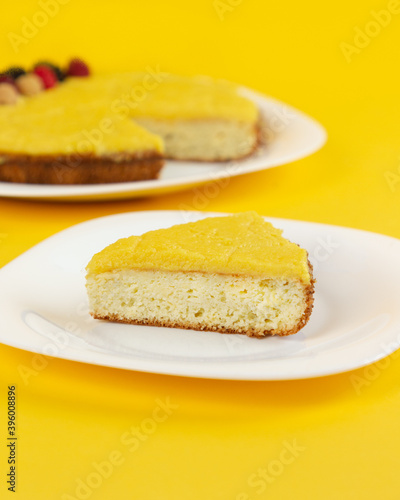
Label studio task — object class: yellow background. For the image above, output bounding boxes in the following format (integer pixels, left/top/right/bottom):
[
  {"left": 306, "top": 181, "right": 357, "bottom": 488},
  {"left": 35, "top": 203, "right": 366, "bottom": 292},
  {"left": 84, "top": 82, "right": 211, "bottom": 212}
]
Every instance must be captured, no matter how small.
[{"left": 1, "top": 0, "right": 400, "bottom": 498}]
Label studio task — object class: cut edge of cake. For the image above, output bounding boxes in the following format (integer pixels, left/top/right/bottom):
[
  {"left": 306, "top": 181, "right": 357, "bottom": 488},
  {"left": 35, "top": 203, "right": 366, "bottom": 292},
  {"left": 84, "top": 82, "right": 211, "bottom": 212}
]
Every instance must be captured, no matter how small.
[
  {"left": 133, "top": 118, "right": 260, "bottom": 161},
  {"left": 86, "top": 264, "right": 314, "bottom": 338}
]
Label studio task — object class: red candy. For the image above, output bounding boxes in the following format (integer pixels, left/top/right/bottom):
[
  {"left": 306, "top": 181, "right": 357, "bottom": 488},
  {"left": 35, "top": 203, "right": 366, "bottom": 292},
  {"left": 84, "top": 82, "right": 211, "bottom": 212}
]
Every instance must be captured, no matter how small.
[
  {"left": 33, "top": 65, "right": 58, "bottom": 89},
  {"left": 67, "top": 58, "right": 90, "bottom": 77}
]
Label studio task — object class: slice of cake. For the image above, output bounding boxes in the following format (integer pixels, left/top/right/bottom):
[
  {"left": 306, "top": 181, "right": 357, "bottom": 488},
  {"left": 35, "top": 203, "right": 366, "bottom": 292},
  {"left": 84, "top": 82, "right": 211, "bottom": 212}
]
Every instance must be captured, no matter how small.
[{"left": 86, "top": 212, "right": 314, "bottom": 338}]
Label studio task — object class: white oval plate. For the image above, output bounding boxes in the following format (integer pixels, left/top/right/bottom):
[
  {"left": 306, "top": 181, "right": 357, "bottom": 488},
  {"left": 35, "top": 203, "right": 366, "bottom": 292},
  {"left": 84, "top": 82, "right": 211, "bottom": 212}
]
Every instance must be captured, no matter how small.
[
  {"left": 0, "top": 210, "right": 400, "bottom": 380},
  {"left": 0, "top": 88, "right": 326, "bottom": 201}
]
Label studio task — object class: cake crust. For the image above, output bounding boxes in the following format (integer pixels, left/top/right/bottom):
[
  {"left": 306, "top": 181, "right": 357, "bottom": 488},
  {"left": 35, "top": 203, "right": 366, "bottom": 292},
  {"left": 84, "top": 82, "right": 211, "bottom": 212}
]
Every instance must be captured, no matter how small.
[{"left": 0, "top": 150, "right": 164, "bottom": 184}]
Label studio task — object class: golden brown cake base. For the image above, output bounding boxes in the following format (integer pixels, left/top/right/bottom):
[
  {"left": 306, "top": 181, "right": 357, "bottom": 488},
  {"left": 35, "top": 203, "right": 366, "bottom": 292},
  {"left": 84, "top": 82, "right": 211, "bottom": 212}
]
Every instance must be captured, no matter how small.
[{"left": 0, "top": 151, "right": 164, "bottom": 184}]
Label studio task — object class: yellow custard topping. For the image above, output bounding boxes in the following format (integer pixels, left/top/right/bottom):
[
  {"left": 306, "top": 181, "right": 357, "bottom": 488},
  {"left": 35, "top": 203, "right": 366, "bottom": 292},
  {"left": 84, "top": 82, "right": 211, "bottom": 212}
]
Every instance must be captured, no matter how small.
[
  {"left": 0, "top": 83, "right": 163, "bottom": 155},
  {"left": 54, "top": 73, "right": 258, "bottom": 122},
  {"left": 86, "top": 212, "right": 311, "bottom": 284},
  {"left": 108, "top": 73, "right": 258, "bottom": 122},
  {"left": 0, "top": 73, "right": 257, "bottom": 156}
]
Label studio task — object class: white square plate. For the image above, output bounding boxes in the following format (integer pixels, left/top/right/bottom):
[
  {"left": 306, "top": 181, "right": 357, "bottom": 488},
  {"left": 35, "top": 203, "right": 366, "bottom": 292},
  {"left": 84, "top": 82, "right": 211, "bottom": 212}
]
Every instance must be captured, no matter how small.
[{"left": 1, "top": 210, "right": 399, "bottom": 380}]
